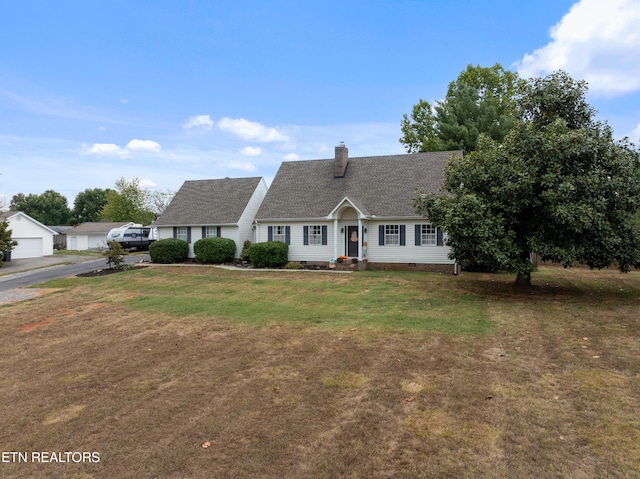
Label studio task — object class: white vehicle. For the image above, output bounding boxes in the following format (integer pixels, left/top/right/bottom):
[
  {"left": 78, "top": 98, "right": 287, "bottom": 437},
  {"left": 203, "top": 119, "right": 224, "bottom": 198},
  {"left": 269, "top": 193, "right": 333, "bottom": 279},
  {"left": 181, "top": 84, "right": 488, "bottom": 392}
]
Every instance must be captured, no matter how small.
[{"left": 106, "top": 225, "right": 157, "bottom": 251}]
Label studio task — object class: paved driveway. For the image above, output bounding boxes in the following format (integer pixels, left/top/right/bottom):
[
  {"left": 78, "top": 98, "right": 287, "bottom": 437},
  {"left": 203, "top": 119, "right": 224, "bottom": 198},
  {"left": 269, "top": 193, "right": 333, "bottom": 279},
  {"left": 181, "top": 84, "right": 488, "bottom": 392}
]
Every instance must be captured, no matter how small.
[{"left": 0, "top": 253, "right": 150, "bottom": 297}]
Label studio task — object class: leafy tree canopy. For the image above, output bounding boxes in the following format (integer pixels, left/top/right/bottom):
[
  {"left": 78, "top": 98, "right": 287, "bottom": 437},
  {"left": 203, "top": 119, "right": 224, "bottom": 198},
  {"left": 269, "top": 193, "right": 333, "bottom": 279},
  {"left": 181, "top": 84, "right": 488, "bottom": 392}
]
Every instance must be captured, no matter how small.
[
  {"left": 72, "top": 188, "right": 111, "bottom": 224},
  {"left": 9, "top": 190, "right": 72, "bottom": 225},
  {"left": 101, "top": 177, "right": 155, "bottom": 225},
  {"left": 400, "top": 63, "right": 522, "bottom": 153},
  {"left": 415, "top": 71, "right": 640, "bottom": 286}
]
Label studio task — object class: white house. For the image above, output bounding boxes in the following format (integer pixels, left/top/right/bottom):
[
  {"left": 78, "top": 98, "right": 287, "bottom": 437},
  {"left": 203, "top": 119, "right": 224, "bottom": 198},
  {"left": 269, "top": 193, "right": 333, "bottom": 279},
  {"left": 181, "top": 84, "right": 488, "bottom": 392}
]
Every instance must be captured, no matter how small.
[
  {"left": 66, "top": 222, "right": 136, "bottom": 251},
  {"left": 254, "top": 144, "right": 461, "bottom": 272},
  {"left": 1, "top": 211, "right": 57, "bottom": 259},
  {"left": 155, "top": 177, "right": 268, "bottom": 259}
]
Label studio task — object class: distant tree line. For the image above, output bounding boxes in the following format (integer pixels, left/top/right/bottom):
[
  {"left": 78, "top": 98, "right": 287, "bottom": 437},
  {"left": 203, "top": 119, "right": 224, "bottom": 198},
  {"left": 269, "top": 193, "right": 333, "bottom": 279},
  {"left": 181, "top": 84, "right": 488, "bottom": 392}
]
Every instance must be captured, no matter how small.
[{"left": 8, "top": 177, "right": 174, "bottom": 226}]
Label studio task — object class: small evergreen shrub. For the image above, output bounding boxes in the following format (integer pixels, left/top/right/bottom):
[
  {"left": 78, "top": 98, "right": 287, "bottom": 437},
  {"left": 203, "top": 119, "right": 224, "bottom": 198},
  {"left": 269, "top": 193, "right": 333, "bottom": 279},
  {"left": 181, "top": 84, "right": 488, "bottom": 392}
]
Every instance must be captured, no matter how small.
[
  {"left": 284, "top": 261, "right": 303, "bottom": 270},
  {"left": 194, "top": 237, "right": 236, "bottom": 264},
  {"left": 102, "top": 241, "right": 127, "bottom": 269},
  {"left": 149, "top": 238, "right": 189, "bottom": 264},
  {"left": 241, "top": 240, "right": 252, "bottom": 262},
  {"left": 248, "top": 241, "right": 289, "bottom": 268}
]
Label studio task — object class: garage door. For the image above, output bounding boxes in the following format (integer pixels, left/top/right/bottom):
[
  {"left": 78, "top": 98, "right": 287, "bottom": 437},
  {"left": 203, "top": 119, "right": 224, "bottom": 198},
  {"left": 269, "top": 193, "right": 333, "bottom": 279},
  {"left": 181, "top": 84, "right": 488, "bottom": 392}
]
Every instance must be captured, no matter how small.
[{"left": 12, "top": 238, "right": 44, "bottom": 259}]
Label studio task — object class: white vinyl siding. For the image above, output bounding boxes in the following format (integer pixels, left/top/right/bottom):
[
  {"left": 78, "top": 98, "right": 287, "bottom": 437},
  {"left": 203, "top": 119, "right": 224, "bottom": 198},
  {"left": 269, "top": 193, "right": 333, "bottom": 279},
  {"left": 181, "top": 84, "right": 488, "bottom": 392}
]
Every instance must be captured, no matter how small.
[
  {"left": 259, "top": 223, "right": 333, "bottom": 262},
  {"left": 368, "top": 221, "right": 453, "bottom": 264}
]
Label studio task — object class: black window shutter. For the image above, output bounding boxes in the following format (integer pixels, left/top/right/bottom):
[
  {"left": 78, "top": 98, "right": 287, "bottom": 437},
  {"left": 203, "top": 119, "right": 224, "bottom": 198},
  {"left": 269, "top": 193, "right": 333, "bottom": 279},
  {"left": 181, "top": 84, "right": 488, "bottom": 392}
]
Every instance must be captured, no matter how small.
[
  {"left": 322, "top": 225, "right": 327, "bottom": 245},
  {"left": 268, "top": 226, "right": 273, "bottom": 242},
  {"left": 217, "top": 226, "right": 221, "bottom": 237},
  {"left": 285, "top": 226, "right": 291, "bottom": 245},
  {"left": 437, "top": 228, "right": 444, "bottom": 246},
  {"left": 400, "top": 225, "right": 406, "bottom": 246},
  {"left": 173, "top": 227, "right": 177, "bottom": 239},
  {"left": 379, "top": 225, "right": 385, "bottom": 246},
  {"left": 303, "top": 226, "right": 309, "bottom": 245},
  {"left": 202, "top": 226, "right": 206, "bottom": 238},
  {"left": 187, "top": 227, "right": 192, "bottom": 244},
  {"left": 415, "top": 224, "right": 421, "bottom": 246}
]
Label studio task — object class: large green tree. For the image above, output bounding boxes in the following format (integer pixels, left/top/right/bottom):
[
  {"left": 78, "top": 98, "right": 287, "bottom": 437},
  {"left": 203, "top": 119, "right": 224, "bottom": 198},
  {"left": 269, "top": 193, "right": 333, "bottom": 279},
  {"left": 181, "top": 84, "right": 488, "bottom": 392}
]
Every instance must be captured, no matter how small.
[
  {"left": 10, "top": 190, "right": 72, "bottom": 225},
  {"left": 101, "top": 177, "right": 155, "bottom": 225},
  {"left": 415, "top": 71, "right": 640, "bottom": 286},
  {"left": 72, "top": 188, "right": 111, "bottom": 224},
  {"left": 400, "top": 63, "right": 521, "bottom": 153}
]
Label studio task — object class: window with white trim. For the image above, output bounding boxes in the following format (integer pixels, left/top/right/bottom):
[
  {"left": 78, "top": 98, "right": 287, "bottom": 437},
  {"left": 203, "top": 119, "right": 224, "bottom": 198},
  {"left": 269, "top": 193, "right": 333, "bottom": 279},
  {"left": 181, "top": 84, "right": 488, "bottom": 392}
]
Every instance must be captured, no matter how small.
[
  {"left": 273, "top": 225, "right": 287, "bottom": 243},
  {"left": 176, "top": 226, "right": 188, "bottom": 242},
  {"left": 308, "top": 225, "right": 322, "bottom": 245},
  {"left": 385, "top": 224, "right": 400, "bottom": 245},
  {"left": 421, "top": 224, "right": 436, "bottom": 245},
  {"left": 205, "top": 226, "right": 219, "bottom": 238}
]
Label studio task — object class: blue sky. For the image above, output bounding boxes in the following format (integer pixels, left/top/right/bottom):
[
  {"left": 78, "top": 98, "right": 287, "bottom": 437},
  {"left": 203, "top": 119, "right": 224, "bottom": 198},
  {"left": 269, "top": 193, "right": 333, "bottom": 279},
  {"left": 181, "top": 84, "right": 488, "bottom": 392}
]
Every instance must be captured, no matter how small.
[{"left": 1, "top": 0, "right": 639, "bottom": 208}]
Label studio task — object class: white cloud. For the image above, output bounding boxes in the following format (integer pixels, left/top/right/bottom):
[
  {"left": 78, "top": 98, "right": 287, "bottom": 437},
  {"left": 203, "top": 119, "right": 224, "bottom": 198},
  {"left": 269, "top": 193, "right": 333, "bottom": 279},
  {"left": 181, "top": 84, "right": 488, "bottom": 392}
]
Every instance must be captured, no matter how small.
[
  {"left": 226, "top": 160, "right": 257, "bottom": 172},
  {"left": 183, "top": 114, "right": 214, "bottom": 130},
  {"left": 86, "top": 143, "right": 127, "bottom": 157},
  {"left": 218, "top": 117, "right": 290, "bottom": 142},
  {"left": 85, "top": 139, "right": 161, "bottom": 157},
  {"left": 284, "top": 153, "right": 299, "bottom": 161},
  {"left": 139, "top": 179, "right": 157, "bottom": 188},
  {"left": 515, "top": 0, "right": 640, "bottom": 96},
  {"left": 240, "top": 146, "right": 262, "bottom": 156},
  {"left": 126, "top": 139, "right": 162, "bottom": 152}
]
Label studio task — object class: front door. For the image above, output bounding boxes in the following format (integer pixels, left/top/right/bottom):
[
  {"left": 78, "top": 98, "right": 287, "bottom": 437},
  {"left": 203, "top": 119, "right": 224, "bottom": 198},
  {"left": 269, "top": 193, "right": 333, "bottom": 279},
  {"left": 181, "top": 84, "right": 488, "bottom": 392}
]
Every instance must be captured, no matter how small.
[{"left": 347, "top": 226, "right": 359, "bottom": 257}]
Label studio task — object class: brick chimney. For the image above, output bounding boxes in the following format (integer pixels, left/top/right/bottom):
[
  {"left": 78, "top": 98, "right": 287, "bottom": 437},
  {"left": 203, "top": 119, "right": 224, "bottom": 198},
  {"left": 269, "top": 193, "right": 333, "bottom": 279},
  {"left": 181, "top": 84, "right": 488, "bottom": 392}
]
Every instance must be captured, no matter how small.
[{"left": 334, "top": 142, "right": 349, "bottom": 178}]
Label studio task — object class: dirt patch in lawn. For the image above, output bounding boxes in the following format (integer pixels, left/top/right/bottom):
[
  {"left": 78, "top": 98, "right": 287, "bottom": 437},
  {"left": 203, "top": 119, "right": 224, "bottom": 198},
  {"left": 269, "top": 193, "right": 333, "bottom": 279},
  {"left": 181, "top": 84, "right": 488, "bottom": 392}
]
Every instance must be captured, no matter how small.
[{"left": 0, "top": 265, "right": 639, "bottom": 478}]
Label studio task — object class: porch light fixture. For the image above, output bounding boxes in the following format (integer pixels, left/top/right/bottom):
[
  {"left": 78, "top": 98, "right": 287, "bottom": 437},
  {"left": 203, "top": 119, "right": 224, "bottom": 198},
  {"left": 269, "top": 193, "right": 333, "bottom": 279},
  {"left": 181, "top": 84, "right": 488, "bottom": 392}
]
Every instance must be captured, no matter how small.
[{"left": 341, "top": 227, "right": 344, "bottom": 233}]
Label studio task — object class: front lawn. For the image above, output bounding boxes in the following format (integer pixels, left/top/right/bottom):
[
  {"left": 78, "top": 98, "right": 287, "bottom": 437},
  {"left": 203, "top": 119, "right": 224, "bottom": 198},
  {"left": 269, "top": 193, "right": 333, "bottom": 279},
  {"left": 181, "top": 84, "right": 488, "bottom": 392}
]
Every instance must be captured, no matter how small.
[{"left": 0, "top": 265, "right": 639, "bottom": 478}]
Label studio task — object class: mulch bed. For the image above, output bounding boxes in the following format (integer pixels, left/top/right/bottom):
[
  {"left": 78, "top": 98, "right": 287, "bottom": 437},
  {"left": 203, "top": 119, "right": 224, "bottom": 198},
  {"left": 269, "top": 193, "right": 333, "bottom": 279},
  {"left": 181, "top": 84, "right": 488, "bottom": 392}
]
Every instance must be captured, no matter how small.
[{"left": 76, "top": 266, "right": 148, "bottom": 278}]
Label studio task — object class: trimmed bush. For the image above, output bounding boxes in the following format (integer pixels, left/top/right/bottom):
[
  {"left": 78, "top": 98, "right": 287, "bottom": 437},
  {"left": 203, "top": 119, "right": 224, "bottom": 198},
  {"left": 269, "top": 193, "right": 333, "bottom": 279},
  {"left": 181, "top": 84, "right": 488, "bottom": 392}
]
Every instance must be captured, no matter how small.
[
  {"left": 241, "top": 240, "right": 252, "bottom": 262},
  {"left": 248, "top": 241, "right": 289, "bottom": 268},
  {"left": 149, "top": 238, "right": 189, "bottom": 264},
  {"left": 194, "top": 237, "right": 236, "bottom": 264}
]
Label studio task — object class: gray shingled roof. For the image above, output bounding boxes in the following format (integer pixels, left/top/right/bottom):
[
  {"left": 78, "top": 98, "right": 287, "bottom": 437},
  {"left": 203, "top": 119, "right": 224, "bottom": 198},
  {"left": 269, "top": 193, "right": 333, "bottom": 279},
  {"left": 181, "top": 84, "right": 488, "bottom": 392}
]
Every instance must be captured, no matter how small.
[
  {"left": 155, "top": 177, "right": 263, "bottom": 226},
  {"left": 66, "top": 222, "right": 133, "bottom": 234},
  {"left": 256, "top": 151, "right": 460, "bottom": 220}
]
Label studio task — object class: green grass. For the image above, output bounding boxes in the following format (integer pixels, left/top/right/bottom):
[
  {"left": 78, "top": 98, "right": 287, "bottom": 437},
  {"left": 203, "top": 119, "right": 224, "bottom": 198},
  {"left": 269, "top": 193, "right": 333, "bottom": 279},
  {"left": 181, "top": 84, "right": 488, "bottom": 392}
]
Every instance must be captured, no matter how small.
[{"left": 47, "top": 268, "right": 493, "bottom": 334}]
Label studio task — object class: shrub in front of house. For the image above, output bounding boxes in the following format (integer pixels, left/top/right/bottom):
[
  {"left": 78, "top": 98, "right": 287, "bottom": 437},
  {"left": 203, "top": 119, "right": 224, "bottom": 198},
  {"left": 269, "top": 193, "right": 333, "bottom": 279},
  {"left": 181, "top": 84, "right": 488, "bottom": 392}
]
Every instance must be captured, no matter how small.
[
  {"left": 194, "top": 237, "right": 236, "bottom": 264},
  {"left": 241, "top": 240, "right": 252, "bottom": 262},
  {"left": 248, "top": 241, "right": 289, "bottom": 268},
  {"left": 149, "top": 238, "right": 189, "bottom": 264}
]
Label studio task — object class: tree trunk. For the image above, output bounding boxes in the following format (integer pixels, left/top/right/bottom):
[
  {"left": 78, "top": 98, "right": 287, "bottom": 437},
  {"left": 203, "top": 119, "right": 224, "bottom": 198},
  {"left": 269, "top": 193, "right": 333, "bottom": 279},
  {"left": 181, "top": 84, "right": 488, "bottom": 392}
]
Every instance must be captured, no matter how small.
[{"left": 515, "top": 270, "right": 531, "bottom": 287}]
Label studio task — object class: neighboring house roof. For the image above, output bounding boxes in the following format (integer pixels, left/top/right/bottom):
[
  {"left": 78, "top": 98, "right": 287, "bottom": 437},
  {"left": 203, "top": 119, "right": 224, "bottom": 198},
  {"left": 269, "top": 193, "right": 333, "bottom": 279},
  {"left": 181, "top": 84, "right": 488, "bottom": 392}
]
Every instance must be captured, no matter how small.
[
  {"left": 48, "top": 226, "right": 74, "bottom": 234},
  {"left": 155, "top": 177, "right": 264, "bottom": 226},
  {"left": 0, "top": 211, "right": 59, "bottom": 234},
  {"left": 256, "top": 150, "right": 461, "bottom": 220},
  {"left": 66, "top": 222, "right": 135, "bottom": 235}
]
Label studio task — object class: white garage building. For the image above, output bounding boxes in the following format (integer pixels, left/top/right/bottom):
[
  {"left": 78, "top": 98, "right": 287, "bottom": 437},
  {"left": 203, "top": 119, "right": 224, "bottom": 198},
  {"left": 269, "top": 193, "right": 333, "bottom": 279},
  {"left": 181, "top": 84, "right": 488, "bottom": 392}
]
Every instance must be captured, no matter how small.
[
  {"left": 66, "top": 221, "right": 135, "bottom": 251},
  {"left": 1, "top": 211, "right": 57, "bottom": 259}
]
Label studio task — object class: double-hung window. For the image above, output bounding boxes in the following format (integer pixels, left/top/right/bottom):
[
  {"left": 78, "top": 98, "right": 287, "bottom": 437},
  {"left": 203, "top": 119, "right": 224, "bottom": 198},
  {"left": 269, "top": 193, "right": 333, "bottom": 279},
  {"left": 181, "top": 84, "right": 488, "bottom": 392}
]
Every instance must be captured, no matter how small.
[
  {"left": 176, "top": 226, "right": 188, "bottom": 242},
  {"left": 273, "top": 225, "right": 287, "bottom": 243},
  {"left": 204, "top": 226, "right": 219, "bottom": 238},
  {"left": 303, "top": 225, "right": 327, "bottom": 245},
  {"left": 385, "top": 225, "right": 400, "bottom": 245},
  {"left": 421, "top": 224, "right": 436, "bottom": 245},
  {"left": 268, "top": 225, "right": 290, "bottom": 244},
  {"left": 415, "top": 224, "right": 443, "bottom": 246},
  {"left": 379, "top": 224, "right": 406, "bottom": 246}
]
